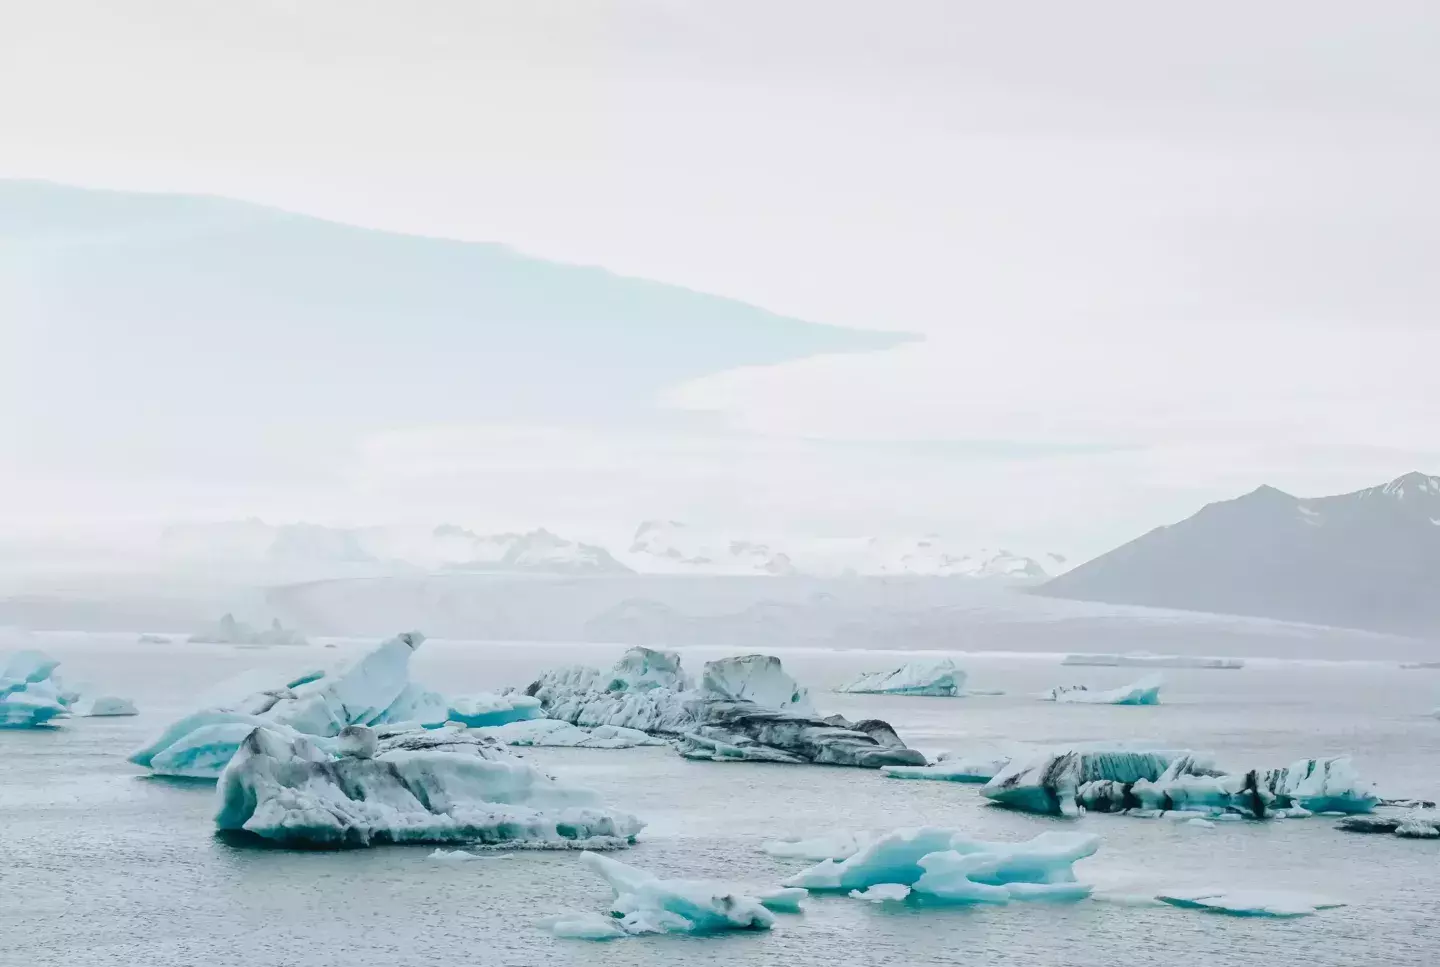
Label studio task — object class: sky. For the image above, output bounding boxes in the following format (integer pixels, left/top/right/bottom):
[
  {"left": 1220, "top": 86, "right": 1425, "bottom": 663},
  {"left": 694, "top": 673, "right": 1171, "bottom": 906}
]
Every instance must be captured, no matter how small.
[{"left": 3, "top": 1, "right": 1439, "bottom": 560}]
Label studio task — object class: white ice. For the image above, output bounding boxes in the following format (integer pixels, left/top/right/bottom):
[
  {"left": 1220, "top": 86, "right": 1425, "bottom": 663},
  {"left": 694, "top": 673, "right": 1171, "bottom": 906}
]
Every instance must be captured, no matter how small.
[
  {"left": 782, "top": 826, "right": 1098, "bottom": 904},
  {"left": 1062, "top": 653, "right": 1244, "bottom": 669},
  {"left": 699, "top": 654, "right": 813, "bottom": 712},
  {"left": 546, "top": 851, "right": 785, "bottom": 939},
  {"left": 835, "top": 659, "right": 967, "bottom": 696},
  {"left": 216, "top": 725, "right": 644, "bottom": 848},
  {"left": 1043, "top": 675, "right": 1163, "bottom": 705},
  {"left": 77, "top": 696, "right": 139, "bottom": 717},
  {"left": 477, "top": 719, "right": 665, "bottom": 748},
  {"left": 849, "top": 884, "right": 911, "bottom": 902},
  {"left": 1157, "top": 888, "right": 1345, "bottom": 917},
  {"left": 427, "top": 848, "right": 514, "bottom": 862},
  {"left": 884, "top": 756, "right": 1010, "bottom": 784}
]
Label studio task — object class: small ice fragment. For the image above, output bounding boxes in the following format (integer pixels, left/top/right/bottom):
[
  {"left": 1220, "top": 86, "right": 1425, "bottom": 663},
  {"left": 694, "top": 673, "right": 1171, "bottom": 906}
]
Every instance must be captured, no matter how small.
[{"left": 849, "top": 884, "right": 911, "bottom": 902}]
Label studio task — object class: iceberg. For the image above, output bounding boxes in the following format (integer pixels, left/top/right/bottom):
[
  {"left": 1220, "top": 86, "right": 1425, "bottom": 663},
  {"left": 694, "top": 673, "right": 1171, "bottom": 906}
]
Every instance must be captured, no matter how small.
[
  {"left": 77, "top": 696, "right": 139, "bottom": 717},
  {"left": 1336, "top": 811, "right": 1440, "bottom": 838},
  {"left": 884, "top": 756, "right": 1010, "bottom": 784},
  {"left": 133, "top": 631, "right": 443, "bottom": 778},
  {"left": 1, "top": 649, "right": 72, "bottom": 727},
  {"left": 782, "top": 826, "right": 1098, "bottom": 904},
  {"left": 216, "top": 724, "right": 643, "bottom": 848},
  {"left": 835, "top": 659, "right": 967, "bottom": 696},
  {"left": 445, "top": 693, "right": 543, "bottom": 728},
  {"left": 761, "top": 830, "right": 875, "bottom": 861},
  {"left": 544, "top": 851, "right": 789, "bottom": 939},
  {"left": 189, "top": 613, "right": 307, "bottom": 646},
  {"left": 529, "top": 648, "right": 922, "bottom": 768},
  {"left": 476, "top": 719, "right": 665, "bottom": 748},
  {"left": 1043, "top": 675, "right": 1163, "bottom": 705},
  {"left": 984, "top": 750, "right": 1181, "bottom": 817},
  {"left": 1157, "top": 888, "right": 1345, "bottom": 917},
  {"left": 1062, "top": 653, "right": 1243, "bottom": 669}
]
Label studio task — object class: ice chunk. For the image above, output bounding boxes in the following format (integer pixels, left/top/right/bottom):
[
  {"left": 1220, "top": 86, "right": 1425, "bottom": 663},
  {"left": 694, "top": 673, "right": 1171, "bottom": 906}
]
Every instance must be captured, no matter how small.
[
  {"left": 783, "top": 826, "right": 1098, "bottom": 904},
  {"left": 137, "top": 633, "right": 172, "bottom": 644},
  {"left": 1, "top": 650, "right": 71, "bottom": 728},
  {"left": 445, "top": 693, "right": 544, "bottom": 728},
  {"left": 836, "top": 659, "right": 967, "bottom": 696},
  {"left": 550, "top": 851, "right": 780, "bottom": 938},
  {"left": 983, "top": 750, "right": 1182, "bottom": 817},
  {"left": 189, "top": 614, "right": 307, "bottom": 646},
  {"left": 1079, "top": 755, "right": 1376, "bottom": 819},
  {"left": 1157, "top": 889, "right": 1345, "bottom": 917},
  {"left": 761, "top": 830, "right": 874, "bottom": 861},
  {"left": 428, "top": 848, "right": 513, "bottom": 862},
  {"left": 527, "top": 648, "right": 695, "bottom": 735},
  {"left": 77, "top": 696, "right": 139, "bottom": 717},
  {"left": 884, "top": 756, "right": 1009, "bottom": 784},
  {"left": 677, "top": 705, "right": 925, "bottom": 768},
  {"left": 1043, "top": 675, "right": 1163, "bottom": 705},
  {"left": 215, "top": 725, "right": 644, "bottom": 848},
  {"left": 1062, "top": 653, "right": 1243, "bottom": 669},
  {"left": 541, "top": 911, "right": 626, "bottom": 940},
  {"left": 133, "top": 632, "right": 436, "bottom": 778},
  {"left": 700, "top": 654, "right": 813, "bottom": 712},
  {"left": 850, "top": 884, "right": 911, "bottom": 902},
  {"left": 476, "top": 719, "right": 665, "bottom": 748},
  {"left": 1268, "top": 756, "right": 1378, "bottom": 814},
  {"left": 1336, "top": 811, "right": 1440, "bottom": 838},
  {"left": 1187, "top": 818, "right": 1216, "bottom": 828}
]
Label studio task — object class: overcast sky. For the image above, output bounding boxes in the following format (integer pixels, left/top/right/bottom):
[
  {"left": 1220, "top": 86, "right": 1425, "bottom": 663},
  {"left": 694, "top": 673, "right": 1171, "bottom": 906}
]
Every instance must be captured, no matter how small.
[{"left": 3, "top": 2, "right": 1439, "bottom": 557}]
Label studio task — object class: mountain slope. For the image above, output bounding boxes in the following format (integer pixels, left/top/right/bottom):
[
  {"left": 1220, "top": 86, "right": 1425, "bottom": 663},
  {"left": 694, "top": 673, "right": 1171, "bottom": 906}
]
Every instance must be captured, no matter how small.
[
  {"left": 0, "top": 180, "right": 910, "bottom": 446},
  {"left": 1038, "top": 472, "right": 1440, "bottom": 635}
]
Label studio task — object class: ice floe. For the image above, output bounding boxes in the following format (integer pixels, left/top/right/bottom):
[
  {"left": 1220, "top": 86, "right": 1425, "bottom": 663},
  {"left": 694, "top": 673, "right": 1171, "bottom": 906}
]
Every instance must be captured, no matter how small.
[
  {"left": 782, "top": 826, "right": 1098, "bottom": 904},
  {"left": 1043, "top": 675, "right": 1163, "bottom": 705},
  {"left": 1062, "top": 653, "right": 1243, "bottom": 669},
  {"left": 1157, "top": 888, "right": 1345, "bottom": 917},
  {"left": 544, "top": 851, "right": 792, "bottom": 939},
  {"left": 835, "top": 659, "right": 967, "bottom": 696},
  {"left": 529, "top": 648, "right": 923, "bottom": 768},
  {"left": 476, "top": 719, "right": 666, "bottom": 748},
  {"left": 761, "top": 830, "right": 875, "bottom": 861},
  {"left": 216, "top": 724, "right": 643, "bottom": 848}
]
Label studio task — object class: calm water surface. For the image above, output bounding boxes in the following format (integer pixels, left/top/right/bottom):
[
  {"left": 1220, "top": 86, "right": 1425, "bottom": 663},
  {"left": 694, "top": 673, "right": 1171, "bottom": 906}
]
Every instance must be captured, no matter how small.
[{"left": 3, "top": 634, "right": 1439, "bottom": 966}]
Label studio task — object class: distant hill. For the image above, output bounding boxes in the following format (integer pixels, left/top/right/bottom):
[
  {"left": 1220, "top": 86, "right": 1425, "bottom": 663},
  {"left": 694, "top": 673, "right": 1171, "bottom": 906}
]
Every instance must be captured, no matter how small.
[
  {"left": 0, "top": 180, "right": 910, "bottom": 447},
  {"left": 1038, "top": 472, "right": 1440, "bottom": 636}
]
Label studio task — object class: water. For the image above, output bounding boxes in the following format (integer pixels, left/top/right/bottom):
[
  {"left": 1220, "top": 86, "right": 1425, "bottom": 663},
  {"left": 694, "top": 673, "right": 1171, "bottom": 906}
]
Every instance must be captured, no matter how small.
[{"left": 4, "top": 634, "right": 1440, "bottom": 966}]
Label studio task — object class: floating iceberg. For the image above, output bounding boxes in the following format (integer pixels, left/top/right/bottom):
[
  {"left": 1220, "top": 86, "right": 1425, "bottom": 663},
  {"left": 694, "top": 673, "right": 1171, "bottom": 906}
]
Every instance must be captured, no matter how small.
[
  {"left": 189, "top": 614, "right": 307, "bottom": 646},
  {"left": 884, "top": 756, "right": 1010, "bottom": 784},
  {"left": 1043, "top": 675, "right": 1163, "bottom": 705},
  {"left": 544, "top": 851, "right": 793, "bottom": 939},
  {"left": 1157, "top": 888, "right": 1345, "bottom": 918},
  {"left": 529, "top": 648, "right": 922, "bottom": 768},
  {"left": 835, "top": 659, "right": 967, "bottom": 696},
  {"left": 445, "top": 693, "right": 543, "bottom": 728},
  {"left": 850, "top": 884, "right": 911, "bottom": 902},
  {"left": 216, "top": 724, "right": 643, "bottom": 848},
  {"left": 133, "top": 631, "right": 444, "bottom": 778},
  {"left": 77, "top": 696, "right": 139, "bottom": 717},
  {"left": 137, "top": 633, "right": 172, "bottom": 644},
  {"left": 428, "top": 848, "right": 514, "bottom": 862},
  {"left": 1, "top": 650, "right": 73, "bottom": 727},
  {"left": 761, "top": 830, "right": 875, "bottom": 861},
  {"left": 988, "top": 749, "right": 1377, "bottom": 819},
  {"left": 782, "top": 826, "right": 1098, "bottom": 904},
  {"left": 1336, "top": 812, "right": 1440, "bottom": 838},
  {"left": 476, "top": 719, "right": 665, "bottom": 748},
  {"left": 1062, "top": 653, "right": 1243, "bottom": 669}
]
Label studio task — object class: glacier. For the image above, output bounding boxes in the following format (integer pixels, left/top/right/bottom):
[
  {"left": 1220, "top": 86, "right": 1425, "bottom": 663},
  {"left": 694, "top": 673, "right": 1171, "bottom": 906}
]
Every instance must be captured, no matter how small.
[
  {"left": 216, "top": 724, "right": 643, "bottom": 848},
  {"left": 985, "top": 749, "right": 1378, "bottom": 818},
  {"left": 1, "top": 649, "right": 73, "bottom": 727},
  {"left": 1042, "top": 675, "right": 1163, "bottom": 705},
  {"left": 1062, "top": 653, "right": 1244, "bottom": 670},
  {"left": 1157, "top": 888, "right": 1345, "bottom": 917},
  {"left": 781, "top": 826, "right": 1098, "bottom": 904},
  {"left": 543, "top": 851, "right": 797, "bottom": 939},
  {"left": 835, "top": 659, "right": 967, "bottom": 696},
  {"left": 528, "top": 647, "right": 924, "bottom": 768},
  {"left": 476, "top": 719, "right": 665, "bottom": 748},
  {"left": 133, "top": 631, "right": 447, "bottom": 778}
]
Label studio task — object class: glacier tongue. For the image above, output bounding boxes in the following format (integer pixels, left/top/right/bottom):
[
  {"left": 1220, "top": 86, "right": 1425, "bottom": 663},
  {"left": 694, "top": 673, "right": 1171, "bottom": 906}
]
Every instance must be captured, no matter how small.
[{"left": 215, "top": 725, "right": 644, "bottom": 849}]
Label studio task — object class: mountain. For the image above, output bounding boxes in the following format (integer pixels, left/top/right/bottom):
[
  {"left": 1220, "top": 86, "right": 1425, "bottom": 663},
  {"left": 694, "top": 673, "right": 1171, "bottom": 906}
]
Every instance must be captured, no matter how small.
[
  {"left": 1038, "top": 471, "right": 1440, "bottom": 636},
  {"left": 425, "top": 526, "right": 631, "bottom": 575},
  {"left": 0, "top": 180, "right": 910, "bottom": 450},
  {"left": 626, "top": 520, "right": 799, "bottom": 575}
]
